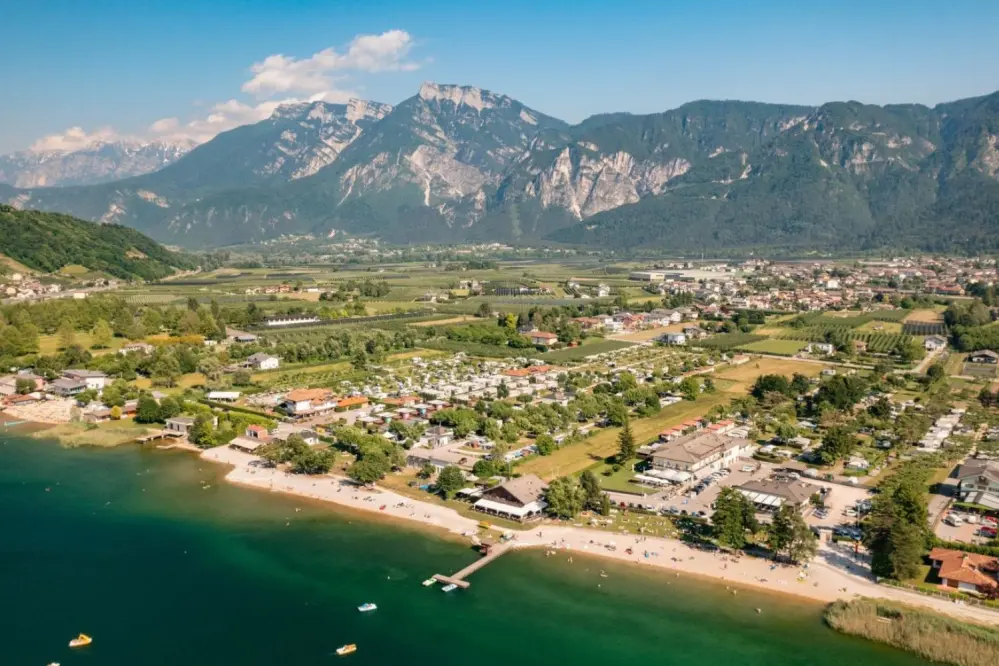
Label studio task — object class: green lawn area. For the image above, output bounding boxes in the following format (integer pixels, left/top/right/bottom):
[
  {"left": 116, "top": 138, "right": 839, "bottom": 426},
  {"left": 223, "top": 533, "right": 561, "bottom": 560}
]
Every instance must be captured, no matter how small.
[
  {"left": 38, "top": 332, "right": 127, "bottom": 355},
  {"left": 540, "top": 339, "right": 635, "bottom": 362},
  {"left": 516, "top": 391, "right": 731, "bottom": 480},
  {"left": 37, "top": 419, "right": 154, "bottom": 448},
  {"left": 738, "top": 339, "right": 808, "bottom": 355}
]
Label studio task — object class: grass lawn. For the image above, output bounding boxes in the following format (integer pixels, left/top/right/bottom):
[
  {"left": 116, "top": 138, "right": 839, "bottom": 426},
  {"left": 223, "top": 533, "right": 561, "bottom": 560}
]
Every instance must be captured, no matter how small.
[
  {"left": 516, "top": 392, "right": 731, "bottom": 480},
  {"left": 38, "top": 332, "right": 127, "bottom": 355},
  {"left": 738, "top": 339, "right": 808, "bottom": 355},
  {"left": 539, "top": 339, "right": 635, "bottom": 362},
  {"left": 611, "top": 324, "right": 686, "bottom": 342},
  {"left": 37, "top": 419, "right": 153, "bottom": 447},
  {"left": 712, "top": 356, "right": 824, "bottom": 393},
  {"left": 857, "top": 320, "right": 903, "bottom": 333},
  {"left": 904, "top": 308, "right": 945, "bottom": 322}
]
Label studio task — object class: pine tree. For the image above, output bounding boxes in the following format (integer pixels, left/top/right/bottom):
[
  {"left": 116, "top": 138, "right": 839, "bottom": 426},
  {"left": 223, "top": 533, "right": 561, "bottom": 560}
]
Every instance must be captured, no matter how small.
[{"left": 617, "top": 417, "right": 637, "bottom": 463}]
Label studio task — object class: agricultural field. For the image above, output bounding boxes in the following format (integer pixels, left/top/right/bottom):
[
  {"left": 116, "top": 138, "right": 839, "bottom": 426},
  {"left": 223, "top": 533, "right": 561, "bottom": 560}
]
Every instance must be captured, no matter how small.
[
  {"left": 902, "top": 321, "right": 947, "bottom": 336},
  {"left": 610, "top": 324, "right": 685, "bottom": 342},
  {"left": 737, "top": 339, "right": 808, "bottom": 355},
  {"left": 539, "top": 339, "right": 635, "bottom": 362},
  {"left": 712, "top": 356, "right": 824, "bottom": 393},
  {"left": 856, "top": 320, "right": 902, "bottom": 334},
  {"left": 694, "top": 332, "right": 765, "bottom": 350},
  {"left": 38, "top": 332, "right": 127, "bottom": 355}
]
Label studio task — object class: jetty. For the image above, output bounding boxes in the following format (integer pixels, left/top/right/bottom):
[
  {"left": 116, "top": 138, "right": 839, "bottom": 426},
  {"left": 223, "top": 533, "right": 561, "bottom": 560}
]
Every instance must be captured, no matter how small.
[
  {"left": 135, "top": 430, "right": 183, "bottom": 444},
  {"left": 432, "top": 542, "right": 512, "bottom": 589}
]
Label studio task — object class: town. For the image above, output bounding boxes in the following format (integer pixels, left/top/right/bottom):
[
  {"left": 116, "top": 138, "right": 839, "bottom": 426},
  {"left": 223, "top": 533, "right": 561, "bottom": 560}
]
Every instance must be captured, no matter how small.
[{"left": 2, "top": 251, "right": 999, "bottom": 610}]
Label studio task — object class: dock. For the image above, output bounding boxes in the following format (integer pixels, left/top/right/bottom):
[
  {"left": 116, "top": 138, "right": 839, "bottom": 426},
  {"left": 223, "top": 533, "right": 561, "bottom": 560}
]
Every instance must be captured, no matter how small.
[
  {"left": 135, "top": 430, "right": 183, "bottom": 443},
  {"left": 431, "top": 542, "right": 512, "bottom": 589}
]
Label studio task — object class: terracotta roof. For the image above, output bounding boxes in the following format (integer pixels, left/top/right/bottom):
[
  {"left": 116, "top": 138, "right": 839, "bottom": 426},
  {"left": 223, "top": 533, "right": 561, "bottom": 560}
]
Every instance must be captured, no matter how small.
[
  {"left": 285, "top": 388, "right": 332, "bottom": 402},
  {"left": 336, "top": 395, "right": 368, "bottom": 408},
  {"left": 928, "top": 548, "right": 999, "bottom": 589},
  {"left": 529, "top": 331, "right": 559, "bottom": 340},
  {"left": 381, "top": 395, "right": 419, "bottom": 406}
]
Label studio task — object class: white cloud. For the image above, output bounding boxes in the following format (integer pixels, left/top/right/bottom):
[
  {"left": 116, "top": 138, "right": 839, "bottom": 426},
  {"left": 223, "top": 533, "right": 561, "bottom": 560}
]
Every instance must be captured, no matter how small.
[
  {"left": 29, "top": 126, "right": 125, "bottom": 152},
  {"left": 242, "top": 29, "right": 419, "bottom": 98},
  {"left": 20, "top": 29, "right": 422, "bottom": 153}
]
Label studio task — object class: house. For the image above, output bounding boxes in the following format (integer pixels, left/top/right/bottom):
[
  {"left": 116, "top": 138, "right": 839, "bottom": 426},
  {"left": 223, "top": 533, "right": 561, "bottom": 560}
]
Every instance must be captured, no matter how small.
[
  {"left": 245, "top": 353, "right": 280, "bottom": 370},
  {"left": 422, "top": 425, "right": 453, "bottom": 448},
  {"left": 406, "top": 447, "right": 474, "bottom": 471},
  {"left": 48, "top": 378, "right": 87, "bottom": 397},
  {"left": 280, "top": 388, "right": 337, "bottom": 417},
  {"left": 650, "top": 431, "right": 753, "bottom": 476},
  {"left": 662, "top": 332, "right": 687, "bottom": 345},
  {"left": 0, "top": 373, "right": 46, "bottom": 396},
  {"left": 230, "top": 425, "right": 272, "bottom": 453},
  {"left": 852, "top": 339, "right": 868, "bottom": 353},
  {"left": 472, "top": 474, "right": 548, "bottom": 522},
  {"left": 206, "top": 391, "right": 241, "bottom": 402},
  {"left": 63, "top": 369, "right": 108, "bottom": 391},
  {"left": 164, "top": 416, "right": 196, "bottom": 436},
  {"left": 969, "top": 350, "right": 999, "bottom": 365},
  {"left": 118, "top": 342, "right": 154, "bottom": 355},
  {"left": 735, "top": 478, "right": 818, "bottom": 512},
  {"left": 928, "top": 547, "right": 999, "bottom": 594},
  {"left": 226, "top": 327, "right": 258, "bottom": 343},
  {"left": 956, "top": 460, "right": 999, "bottom": 509},
  {"left": 924, "top": 335, "right": 947, "bottom": 351},
  {"left": 807, "top": 342, "right": 834, "bottom": 355},
  {"left": 528, "top": 331, "right": 559, "bottom": 347},
  {"left": 335, "top": 395, "right": 369, "bottom": 411},
  {"left": 682, "top": 325, "right": 708, "bottom": 340}
]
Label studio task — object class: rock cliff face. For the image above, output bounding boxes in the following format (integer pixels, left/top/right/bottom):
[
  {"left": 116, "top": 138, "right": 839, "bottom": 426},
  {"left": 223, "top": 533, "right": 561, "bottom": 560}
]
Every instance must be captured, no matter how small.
[{"left": 5, "top": 84, "right": 999, "bottom": 251}]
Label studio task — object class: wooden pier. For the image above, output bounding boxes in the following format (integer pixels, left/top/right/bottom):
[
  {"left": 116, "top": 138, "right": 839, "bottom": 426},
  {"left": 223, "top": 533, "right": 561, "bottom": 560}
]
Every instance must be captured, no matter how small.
[
  {"left": 135, "top": 430, "right": 182, "bottom": 443},
  {"left": 432, "top": 543, "right": 512, "bottom": 589}
]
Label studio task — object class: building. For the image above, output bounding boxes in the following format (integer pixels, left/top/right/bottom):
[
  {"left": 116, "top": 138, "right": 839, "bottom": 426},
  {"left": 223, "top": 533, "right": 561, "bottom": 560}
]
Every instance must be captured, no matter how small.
[
  {"left": 735, "top": 478, "right": 818, "bottom": 512},
  {"left": 48, "top": 378, "right": 87, "bottom": 397},
  {"left": 405, "top": 447, "right": 475, "bottom": 471},
  {"left": 662, "top": 332, "right": 687, "bottom": 345},
  {"left": 924, "top": 335, "right": 947, "bottom": 351},
  {"left": 264, "top": 315, "right": 321, "bottom": 327},
  {"left": 206, "top": 391, "right": 241, "bottom": 402},
  {"left": 0, "top": 373, "right": 46, "bottom": 396},
  {"left": 280, "top": 388, "right": 338, "bottom": 417},
  {"left": 245, "top": 353, "right": 280, "bottom": 370},
  {"left": 472, "top": 474, "right": 548, "bottom": 522},
  {"left": 629, "top": 270, "right": 668, "bottom": 282},
  {"left": 226, "top": 327, "right": 258, "bottom": 343},
  {"left": 422, "top": 425, "right": 453, "bottom": 449},
  {"left": 164, "top": 416, "right": 196, "bottom": 436},
  {"left": 956, "top": 460, "right": 999, "bottom": 509},
  {"left": 63, "top": 369, "right": 108, "bottom": 391},
  {"left": 229, "top": 425, "right": 272, "bottom": 453},
  {"left": 528, "top": 331, "right": 559, "bottom": 348},
  {"left": 118, "top": 342, "right": 154, "bottom": 355},
  {"left": 928, "top": 547, "right": 999, "bottom": 594},
  {"left": 682, "top": 326, "right": 708, "bottom": 339},
  {"left": 968, "top": 350, "right": 999, "bottom": 365},
  {"left": 650, "top": 431, "right": 753, "bottom": 477}
]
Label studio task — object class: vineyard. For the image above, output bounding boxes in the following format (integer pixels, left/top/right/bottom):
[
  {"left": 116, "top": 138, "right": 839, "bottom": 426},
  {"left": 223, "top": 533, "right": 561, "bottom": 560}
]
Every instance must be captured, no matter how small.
[
  {"left": 903, "top": 321, "right": 947, "bottom": 336},
  {"left": 694, "top": 333, "right": 765, "bottom": 351},
  {"left": 776, "top": 327, "right": 913, "bottom": 353}
]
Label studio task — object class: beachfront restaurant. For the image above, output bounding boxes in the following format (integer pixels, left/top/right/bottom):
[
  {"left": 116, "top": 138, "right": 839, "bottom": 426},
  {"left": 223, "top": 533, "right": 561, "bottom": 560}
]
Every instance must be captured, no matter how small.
[
  {"left": 735, "top": 478, "right": 816, "bottom": 513},
  {"left": 472, "top": 474, "right": 548, "bottom": 523}
]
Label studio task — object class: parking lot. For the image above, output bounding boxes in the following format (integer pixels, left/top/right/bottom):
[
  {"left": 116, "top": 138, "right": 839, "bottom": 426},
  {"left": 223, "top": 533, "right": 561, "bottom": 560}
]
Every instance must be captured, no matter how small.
[
  {"left": 935, "top": 512, "right": 998, "bottom": 545},
  {"left": 668, "top": 458, "right": 772, "bottom": 516},
  {"left": 805, "top": 482, "right": 872, "bottom": 529}
]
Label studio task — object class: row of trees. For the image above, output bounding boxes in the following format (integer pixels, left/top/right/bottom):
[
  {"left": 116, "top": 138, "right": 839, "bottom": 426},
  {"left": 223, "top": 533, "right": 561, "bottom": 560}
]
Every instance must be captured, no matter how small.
[{"left": 711, "top": 488, "right": 818, "bottom": 562}]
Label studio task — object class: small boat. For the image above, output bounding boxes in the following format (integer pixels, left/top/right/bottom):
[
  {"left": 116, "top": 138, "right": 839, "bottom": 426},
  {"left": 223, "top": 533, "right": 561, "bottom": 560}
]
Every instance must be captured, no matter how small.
[
  {"left": 47, "top": 662, "right": 60, "bottom": 666},
  {"left": 441, "top": 583, "right": 458, "bottom": 592},
  {"left": 422, "top": 578, "right": 437, "bottom": 587},
  {"left": 68, "top": 634, "right": 92, "bottom": 648},
  {"left": 357, "top": 603, "right": 377, "bottom": 612},
  {"left": 336, "top": 644, "right": 357, "bottom": 656}
]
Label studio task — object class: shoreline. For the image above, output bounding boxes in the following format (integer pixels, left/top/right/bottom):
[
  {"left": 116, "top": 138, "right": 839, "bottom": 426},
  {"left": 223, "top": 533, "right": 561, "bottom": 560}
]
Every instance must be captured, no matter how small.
[{"left": 9, "top": 420, "right": 999, "bottom": 627}]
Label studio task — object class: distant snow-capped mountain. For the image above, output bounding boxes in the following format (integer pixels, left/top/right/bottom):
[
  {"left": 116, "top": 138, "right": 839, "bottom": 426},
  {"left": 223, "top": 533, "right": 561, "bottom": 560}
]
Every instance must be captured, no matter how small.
[{"left": 0, "top": 140, "right": 194, "bottom": 188}]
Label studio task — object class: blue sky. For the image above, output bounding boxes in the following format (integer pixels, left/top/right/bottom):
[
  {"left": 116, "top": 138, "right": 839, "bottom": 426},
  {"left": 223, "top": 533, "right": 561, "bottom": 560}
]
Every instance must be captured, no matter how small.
[{"left": 2, "top": 0, "right": 998, "bottom": 154}]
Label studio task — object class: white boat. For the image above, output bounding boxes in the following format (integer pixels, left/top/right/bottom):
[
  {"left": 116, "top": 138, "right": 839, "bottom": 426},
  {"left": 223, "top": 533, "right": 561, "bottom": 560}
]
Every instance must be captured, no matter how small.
[
  {"left": 336, "top": 644, "right": 357, "bottom": 656},
  {"left": 357, "top": 603, "right": 377, "bottom": 612},
  {"left": 422, "top": 578, "right": 436, "bottom": 587},
  {"left": 441, "top": 583, "right": 458, "bottom": 592}
]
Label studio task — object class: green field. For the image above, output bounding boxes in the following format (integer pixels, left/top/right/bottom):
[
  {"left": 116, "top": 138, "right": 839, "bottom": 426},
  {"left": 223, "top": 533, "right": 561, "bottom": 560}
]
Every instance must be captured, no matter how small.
[
  {"left": 539, "top": 339, "right": 635, "bottom": 362},
  {"left": 738, "top": 339, "right": 808, "bottom": 355}
]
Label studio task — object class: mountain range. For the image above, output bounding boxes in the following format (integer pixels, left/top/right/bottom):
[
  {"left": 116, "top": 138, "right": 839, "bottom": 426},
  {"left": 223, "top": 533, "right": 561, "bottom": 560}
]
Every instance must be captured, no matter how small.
[{"left": 4, "top": 82, "right": 999, "bottom": 252}]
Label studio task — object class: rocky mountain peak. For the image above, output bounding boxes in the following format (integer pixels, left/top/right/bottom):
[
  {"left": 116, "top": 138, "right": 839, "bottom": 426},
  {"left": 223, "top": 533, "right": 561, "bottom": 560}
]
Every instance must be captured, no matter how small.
[{"left": 418, "top": 82, "right": 506, "bottom": 112}]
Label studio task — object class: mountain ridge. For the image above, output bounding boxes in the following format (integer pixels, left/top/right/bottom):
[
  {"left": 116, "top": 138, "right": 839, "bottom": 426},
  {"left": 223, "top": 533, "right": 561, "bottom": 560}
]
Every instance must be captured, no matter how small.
[{"left": 4, "top": 83, "right": 999, "bottom": 252}]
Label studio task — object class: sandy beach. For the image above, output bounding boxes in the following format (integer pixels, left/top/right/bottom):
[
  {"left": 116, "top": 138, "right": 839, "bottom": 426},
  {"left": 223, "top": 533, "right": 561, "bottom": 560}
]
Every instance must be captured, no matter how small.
[
  {"left": 201, "top": 446, "right": 999, "bottom": 625},
  {"left": 3, "top": 398, "right": 75, "bottom": 424}
]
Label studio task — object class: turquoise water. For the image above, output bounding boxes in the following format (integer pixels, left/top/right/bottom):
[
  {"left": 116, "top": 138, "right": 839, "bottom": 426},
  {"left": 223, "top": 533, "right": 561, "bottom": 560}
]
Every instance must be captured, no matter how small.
[{"left": 0, "top": 435, "right": 929, "bottom": 666}]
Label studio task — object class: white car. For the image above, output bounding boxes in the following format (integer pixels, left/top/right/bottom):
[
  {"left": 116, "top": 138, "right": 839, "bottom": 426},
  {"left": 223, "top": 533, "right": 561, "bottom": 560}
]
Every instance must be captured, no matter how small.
[{"left": 741, "top": 465, "right": 755, "bottom": 473}]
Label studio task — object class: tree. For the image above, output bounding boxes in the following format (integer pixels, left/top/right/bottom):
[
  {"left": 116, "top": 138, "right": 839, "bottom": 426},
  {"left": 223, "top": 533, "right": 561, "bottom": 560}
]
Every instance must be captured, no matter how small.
[
  {"left": 751, "top": 374, "right": 791, "bottom": 400},
  {"left": 579, "top": 470, "right": 606, "bottom": 512},
  {"left": 544, "top": 476, "right": 586, "bottom": 519},
  {"left": 290, "top": 446, "right": 336, "bottom": 475},
  {"left": 476, "top": 302, "right": 493, "bottom": 318},
  {"left": 198, "top": 356, "right": 224, "bottom": 382},
  {"left": 347, "top": 458, "right": 387, "bottom": 485},
  {"left": 158, "top": 396, "right": 182, "bottom": 420},
  {"left": 135, "top": 395, "right": 161, "bottom": 423},
  {"left": 925, "top": 362, "right": 946, "bottom": 383},
  {"left": 188, "top": 414, "right": 215, "bottom": 448},
  {"left": 351, "top": 350, "right": 368, "bottom": 371},
  {"left": 867, "top": 397, "right": 892, "bottom": 420},
  {"left": 232, "top": 369, "right": 252, "bottom": 386},
  {"left": 679, "top": 376, "right": 700, "bottom": 401},
  {"left": 790, "top": 373, "right": 812, "bottom": 395},
  {"left": 417, "top": 463, "right": 435, "bottom": 479},
  {"left": 768, "top": 505, "right": 816, "bottom": 562},
  {"left": 864, "top": 475, "right": 929, "bottom": 579},
  {"left": 617, "top": 417, "right": 637, "bottom": 463},
  {"left": 14, "top": 378, "right": 36, "bottom": 395},
  {"left": 775, "top": 421, "right": 798, "bottom": 443},
  {"left": 496, "top": 382, "right": 510, "bottom": 399},
  {"left": 816, "top": 426, "right": 857, "bottom": 464},
  {"left": 535, "top": 433, "right": 557, "bottom": 456},
  {"left": 712, "top": 487, "right": 759, "bottom": 549},
  {"left": 57, "top": 319, "right": 76, "bottom": 350},
  {"left": 435, "top": 465, "right": 466, "bottom": 499},
  {"left": 91, "top": 319, "right": 113, "bottom": 349},
  {"left": 110, "top": 405, "right": 123, "bottom": 420}
]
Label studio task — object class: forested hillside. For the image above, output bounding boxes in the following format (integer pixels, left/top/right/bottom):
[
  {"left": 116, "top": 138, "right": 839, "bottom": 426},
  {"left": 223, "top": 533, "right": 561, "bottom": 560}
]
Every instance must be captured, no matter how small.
[{"left": 0, "top": 205, "right": 194, "bottom": 280}]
